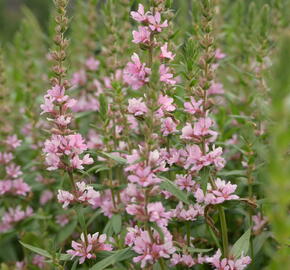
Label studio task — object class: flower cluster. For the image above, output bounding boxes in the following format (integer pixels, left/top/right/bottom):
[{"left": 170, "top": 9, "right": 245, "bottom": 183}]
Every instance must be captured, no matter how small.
[
  {"left": 57, "top": 181, "right": 100, "bottom": 208},
  {"left": 67, "top": 232, "right": 113, "bottom": 264},
  {"left": 0, "top": 206, "right": 33, "bottom": 232},
  {"left": 125, "top": 226, "right": 175, "bottom": 268}
]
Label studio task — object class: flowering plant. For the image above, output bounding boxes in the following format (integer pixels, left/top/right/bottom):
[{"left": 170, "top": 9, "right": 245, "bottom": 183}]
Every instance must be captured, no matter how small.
[{"left": 0, "top": 0, "right": 289, "bottom": 269}]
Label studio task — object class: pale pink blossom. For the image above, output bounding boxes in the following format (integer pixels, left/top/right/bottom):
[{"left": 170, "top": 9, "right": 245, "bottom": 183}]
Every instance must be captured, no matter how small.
[
  {"left": 67, "top": 232, "right": 112, "bottom": 264},
  {"left": 40, "top": 190, "right": 54, "bottom": 205},
  {"left": 161, "top": 117, "right": 177, "bottom": 136},
  {"left": 5, "top": 135, "right": 22, "bottom": 149},
  {"left": 159, "top": 64, "right": 176, "bottom": 85},
  {"left": 184, "top": 97, "right": 203, "bottom": 115},
  {"left": 0, "top": 152, "right": 13, "bottom": 163},
  {"left": 160, "top": 43, "right": 175, "bottom": 60},
  {"left": 156, "top": 94, "right": 176, "bottom": 117},
  {"left": 215, "top": 49, "right": 226, "bottom": 60},
  {"left": 175, "top": 174, "right": 196, "bottom": 192},
  {"left": 6, "top": 163, "right": 22, "bottom": 178},
  {"left": 206, "top": 249, "right": 251, "bottom": 270},
  {"left": 71, "top": 70, "right": 87, "bottom": 86},
  {"left": 32, "top": 255, "right": 46, "bottom": 268},
  {"left": 85, "top": 57, "right": 100, "bottom": 71},
  {"left": 148, "top": 12, "right": 168, "bottom": 32},
  {"left": 128, "top": 98, "right": 148, "bottom": 116},
  {"left": 128, "top": 166, "right": 161, "bottom": 187},
  {"left": 131, "top": 4, "right": 149, "bottom": 22},
  {"left": 123, "top": 53, "right": 151, "bottom": 90},
  {"left": 57, "top": 190, "right": 74, "bottom": 208},
  {"left": 195, "top": 178, "right": 239, "bottom": 205},
  {"left": 252, "top": 213, "right": 268, "bottom": 234},
  {"left": 208, "top": 82, "right": 225, "bottom": 95},
  {"left": 133, "top": 26, "right": 151, "bottom": 44}
]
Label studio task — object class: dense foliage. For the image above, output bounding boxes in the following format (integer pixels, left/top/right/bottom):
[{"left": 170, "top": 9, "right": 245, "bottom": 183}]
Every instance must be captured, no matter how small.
[{"left": 0, "top": 0, "right": 290, "bottom": 269}]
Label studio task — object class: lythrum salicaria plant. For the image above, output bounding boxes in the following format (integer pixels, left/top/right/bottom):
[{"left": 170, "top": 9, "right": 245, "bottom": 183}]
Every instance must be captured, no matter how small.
[{"left": 0, "top": 0, "right": 289, "bottom": 269}]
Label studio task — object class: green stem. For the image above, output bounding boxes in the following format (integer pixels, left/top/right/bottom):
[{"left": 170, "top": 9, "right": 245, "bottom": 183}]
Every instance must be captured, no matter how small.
[{"left": 218, "top": 205, "right": 229, "bottom": 257}]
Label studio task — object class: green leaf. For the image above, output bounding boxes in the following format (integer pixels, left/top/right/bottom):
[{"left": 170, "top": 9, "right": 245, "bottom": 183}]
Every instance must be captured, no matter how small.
[
  {"left": 56, "top": 219, "right": 78, "bottom": 244},
  {"left": 100, "top": 152, "right": 127, "bottom": 165},
  {"left": 77, "top": 207, "right": 87, "bottom": 234},
  {"left": 111, "top": 214, "right": 122, "bottom": 234},
  {"left": 89, "top": 248, "right": 134, "bottom": 270},
  {"left": 253, "top": 232, "right": 271, "bottom": 256},
  {"left": 217, "top": 170, "right": 246, "bottom": 177},
  {"left": 160, "top": 177, "right": 190, "bottom": 205},
  {"left": 231, "top": 229, "right": 251, "bottom": 259},
  {"left": 187, "top": 247, "right": 213, "bottom": 253},
  {"left": 20, "top": 242, "right": 52, "bottom": 258}
]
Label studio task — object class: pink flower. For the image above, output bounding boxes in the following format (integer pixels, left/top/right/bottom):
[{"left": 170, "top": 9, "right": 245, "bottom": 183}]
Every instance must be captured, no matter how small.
[
  {"left": 128, "top": 98, "right": 148, "bottom": 116},
  {"left": 0, "top": 180, "right": 12, "bottom": 195},
  {"left": 148, "top": 12, "right": 168, "bottom": 32},
  {"left": 156, "top": 94, "right": 176, "bottom": 117},
  {"left": 5, "top": 135, "right": 22, "bottom": 149},
  {"left": 207, "top": 249, "right": 251, "bottom": 270},
  {"left": 32, "top": 255, "right": 46, "bottom": 268},
  {"left": 127, "top": 226, "right": 175, "bottom": 268},
  {"left": 0, "top": 152, "right": 13, "bottom": 163},
  {"left": 184, "top": 97, "right": 203, "bottom": 115},
  {"left": 123, "top": 53, "right": 151, "bottom": 90},
  {"left": 56, "top": 214, "right": 70, "bottom": 227},
  {"left": 195, "top": 178, "right": 239, "bottom": 205},
  {"left": 67, "top": 232, "right": 112, "bottom": 264},
  {"left": 160, "top": 43, "right": 175, "bottom": 60},
  {"left": 6, "top": 164, "right": 22, "bottom": 178},
  {"left": 215, "top": 49, "right": 226, "bottom": 60},
  {"left": 175, "top": 174, "right": 196, "bottom": 192},
  {"left": 40, "top": 96, "right": 55, "bottom": 114},
  {"left": 147, "top": 202, "right": 172, "bottom": 226},
  {"left": 206, "top": 147, "right": 225, "bottom": 170},
  {"left": 193, "top": 117, "right": 218, "bottom": 141},
  {"left": 40, "top": 190, "right": 54, "bottom": 205},
  {"left": 12, "top": 179, "right": 31, "bottom": 196},
  {"left": 208, "top": 82, "right": 225, "bottom": 95},
  {"left": 171, "top": 202, "right": 203, "bottom": 221},
  {"left": 128, "top": 167, "right": 161, "bottom": 187},
  {"left": 85, "top": 57, "right": 100, "bottom": 71},
  {"left": 132, "top": 26, "right": 151, "bottom": 44},
  {"left": 47, "top": 85, "right": 68, "bottom": 103},
  {"left": 131, "top": 4, "right": 149, "bottom": 22},
  {"left": 56, "top": 115, "right": 72, "bottom": 126},
  {"left": 159, "top": 64, "right": 176, "bottom": 85},
  {"left": 76, "top": 181, "right": 100, "bottom": 206},
  {"left": 161, "top": 117, "right": 177, "bottom": 136},
  {"left": 252, "top": 213, "right": 268, "bottom": 234},
  {"left": 57, "top": 190, "right": 74, "bottom": 208},
  {"left": 71, "top": 70, "right": 87, "bottom": 86}
]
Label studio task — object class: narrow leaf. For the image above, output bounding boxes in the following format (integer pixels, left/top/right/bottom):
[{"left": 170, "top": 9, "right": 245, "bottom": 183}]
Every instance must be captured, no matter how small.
[
  {"left": 90, "top": 248, "right": 134, "bottom": 270},
  {"left": 231, "top": 229, "right": 251, "bottom": 258},
  {"left": 20, "top": 242, "right": 52, "bottom": 258},
  {"left": 160, "top": 177, "right": 190, "bottom": 204}
]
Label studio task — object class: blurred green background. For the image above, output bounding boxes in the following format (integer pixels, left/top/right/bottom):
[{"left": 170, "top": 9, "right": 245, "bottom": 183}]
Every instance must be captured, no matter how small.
[
  {"left": 0, "top": 0, "right": 89, "bottom": 42},
  {"left": 0, "top": 0, "right": 52, "bottom": 42}
]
